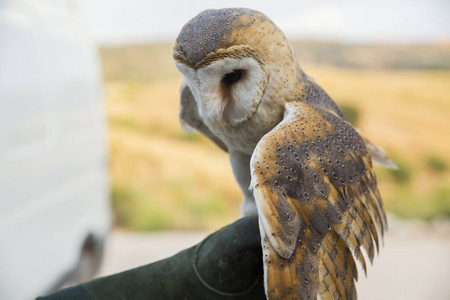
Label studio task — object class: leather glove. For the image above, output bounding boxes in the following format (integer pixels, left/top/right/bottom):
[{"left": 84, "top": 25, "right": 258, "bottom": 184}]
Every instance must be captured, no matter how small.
[{"left": 36, "top": 215, "right": 265, "bottom": 300}]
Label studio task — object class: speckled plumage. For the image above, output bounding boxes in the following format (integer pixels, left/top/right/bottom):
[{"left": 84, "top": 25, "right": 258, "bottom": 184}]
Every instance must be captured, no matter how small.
[
  {"left": 174, "top": 8, "right": 388, "bottom": 300},
  {"left": 252, "top": 101, "right": 386, "bottom": 300}
]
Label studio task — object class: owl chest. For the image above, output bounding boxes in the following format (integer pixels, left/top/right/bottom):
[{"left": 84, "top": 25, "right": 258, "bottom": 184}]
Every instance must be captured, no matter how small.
[{"left": 204, "top": 114, "right": 278, "bottom": 155}]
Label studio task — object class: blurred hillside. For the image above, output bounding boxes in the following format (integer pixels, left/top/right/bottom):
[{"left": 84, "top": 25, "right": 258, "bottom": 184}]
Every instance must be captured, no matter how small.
[
  {"left": 100, "top": 41, "right": 450, "bottom": 231},
  {"left": 101, "top": 42, "right": 450, "bottom": 83},
  {"left": 291, "top": 41, "right": 450, "bottom": 70}
]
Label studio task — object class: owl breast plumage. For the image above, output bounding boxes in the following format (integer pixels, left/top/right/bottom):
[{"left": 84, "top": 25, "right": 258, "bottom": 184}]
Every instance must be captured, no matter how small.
[{"left": 173, "top": 8, "right": 391, "bottom": 300}]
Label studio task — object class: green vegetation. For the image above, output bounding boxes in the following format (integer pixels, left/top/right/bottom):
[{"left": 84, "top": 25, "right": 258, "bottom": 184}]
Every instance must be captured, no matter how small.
[
  {"left": 388, "top": 157, "right": 414, "bottom": 183},
  {"left": 339, "top": 103, "right": 360, "bottom": 126},
  {"left": 432, "top": 186, "right": 450, "bottom": 218},
  {"left": 112, "top": 182, "right": 230, "bottom": 231},
  {"left": 110, "top": 116, "right": 143, "bottom": 131},
  {"left": 426, "top": 154, "right": 447, "bottom": 173},
  {"left": 112, "top": 186, "right": 175, "bottom": 231},
  {"left": 386, "top": 184, "right": 450, "bottom": 221}
]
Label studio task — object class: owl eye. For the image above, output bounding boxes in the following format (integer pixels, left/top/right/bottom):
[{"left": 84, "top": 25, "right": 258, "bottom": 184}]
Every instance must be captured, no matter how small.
[{"left": 222, "top": 70, "right": 242, "bottom": 85}]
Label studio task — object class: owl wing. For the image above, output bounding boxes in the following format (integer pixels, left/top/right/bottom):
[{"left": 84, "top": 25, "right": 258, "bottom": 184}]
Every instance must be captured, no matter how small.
[
  {"left": 362, "top": 137, "right": 397, "bottom": 169},
  {"left": 303, "top": 78, "right": 396, "bottom": 170},
  {"left": 179, "top": 81, "right": 228, "bottom": 152},
  {"left": 250, "top": 101, "right": 387, "bottom": 300}
]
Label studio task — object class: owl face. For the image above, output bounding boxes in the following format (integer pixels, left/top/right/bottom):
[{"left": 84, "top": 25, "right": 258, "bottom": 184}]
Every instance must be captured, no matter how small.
[
  {"left": 174, "top": 8, "right": 304, "bottom": 128},
  {"left": 175, "top": 45, "right": 269, "bottom": 126}
]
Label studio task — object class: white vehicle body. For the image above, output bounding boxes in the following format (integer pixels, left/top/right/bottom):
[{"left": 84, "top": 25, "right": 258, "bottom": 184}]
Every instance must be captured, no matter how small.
[{"left": 0, "top": 1, "right": 110, "bottom": 299}]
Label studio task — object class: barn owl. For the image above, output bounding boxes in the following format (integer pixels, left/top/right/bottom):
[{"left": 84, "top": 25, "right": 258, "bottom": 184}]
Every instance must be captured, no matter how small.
[{"left": 173, "top": 8, "right": 392, "bottom": 300}]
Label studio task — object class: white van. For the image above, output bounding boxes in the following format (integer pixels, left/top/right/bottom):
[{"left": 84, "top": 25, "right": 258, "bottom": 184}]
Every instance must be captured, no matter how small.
[{"left": 0, "top": 1, "right": 111, "bottom": 299}]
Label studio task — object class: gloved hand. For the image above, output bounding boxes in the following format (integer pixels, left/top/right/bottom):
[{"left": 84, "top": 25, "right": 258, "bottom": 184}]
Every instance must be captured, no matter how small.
[{"left": 36, "top": 215, "right": 265, "bottom": 300}]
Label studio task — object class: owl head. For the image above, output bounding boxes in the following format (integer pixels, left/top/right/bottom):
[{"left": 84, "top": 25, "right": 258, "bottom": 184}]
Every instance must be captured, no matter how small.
[{"left": 173, "top": 8, "right": 304, "bottom": 127}]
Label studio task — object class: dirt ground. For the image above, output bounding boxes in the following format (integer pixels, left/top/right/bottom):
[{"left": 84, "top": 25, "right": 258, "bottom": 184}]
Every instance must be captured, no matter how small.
[{"left": 97, "top": 216, "right": 450, "bottom": 300}]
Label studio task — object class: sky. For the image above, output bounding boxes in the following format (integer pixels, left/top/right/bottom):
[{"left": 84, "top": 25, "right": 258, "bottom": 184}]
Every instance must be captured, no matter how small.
[{"left": 78, "top": 0, "right": 450, "bottom": 46}]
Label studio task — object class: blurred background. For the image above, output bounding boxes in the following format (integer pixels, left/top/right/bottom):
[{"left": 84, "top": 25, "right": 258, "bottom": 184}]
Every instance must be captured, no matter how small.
[
  {"left": 89, "top": 0, "right": 450, "bottom": 231},
  {"left": 1, "top": 0, "right": 450, "bottom": 299}
]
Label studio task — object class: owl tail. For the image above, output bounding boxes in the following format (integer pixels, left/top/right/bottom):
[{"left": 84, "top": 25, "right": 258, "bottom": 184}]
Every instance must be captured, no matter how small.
[
  {"left": 261, "top": 228, "right": 320, "bottom": 300},
  {"left": 262, "top": 229, "right": 360, "bottom": 300}
]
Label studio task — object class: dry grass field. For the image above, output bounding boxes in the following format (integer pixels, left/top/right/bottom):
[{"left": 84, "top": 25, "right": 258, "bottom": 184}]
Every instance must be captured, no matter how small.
[{"left": 102, "top": 42, "right": 450, "bottom": 231}]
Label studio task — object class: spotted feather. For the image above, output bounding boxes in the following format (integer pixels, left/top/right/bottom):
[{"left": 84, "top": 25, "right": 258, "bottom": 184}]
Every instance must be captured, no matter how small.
[{"left": 251, "top": 101, "right": 387, "bottom": 299}]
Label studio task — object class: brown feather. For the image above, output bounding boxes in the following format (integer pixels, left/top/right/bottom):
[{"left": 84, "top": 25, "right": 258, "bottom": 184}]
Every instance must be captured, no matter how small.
[{"left": 251, "top": 101, "right": 386, "bottom": 299}]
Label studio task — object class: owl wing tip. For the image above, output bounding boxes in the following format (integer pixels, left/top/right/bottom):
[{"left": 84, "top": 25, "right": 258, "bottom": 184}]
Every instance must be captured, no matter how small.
[{"left": 363, "top": 137, "right": 397, "bottom": 169}]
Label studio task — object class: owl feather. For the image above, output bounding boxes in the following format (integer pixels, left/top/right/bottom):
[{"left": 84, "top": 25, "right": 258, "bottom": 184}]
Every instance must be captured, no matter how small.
[
  {"left": 251, "top": 101, "right": 386, "bottom": 299},
  {"left": 173, "top": 8, "right": 388, "bottom": 300}
]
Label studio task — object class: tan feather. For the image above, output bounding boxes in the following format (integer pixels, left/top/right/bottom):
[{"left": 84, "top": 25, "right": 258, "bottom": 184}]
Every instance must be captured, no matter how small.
[{"left": 251, "top": 101, "right": 386, "bottom": 299}]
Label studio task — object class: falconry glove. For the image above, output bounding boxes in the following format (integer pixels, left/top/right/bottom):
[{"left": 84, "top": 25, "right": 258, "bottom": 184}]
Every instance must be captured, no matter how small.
[{"left": 36, "top": 215, "right": 265, "bottom": 300}]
